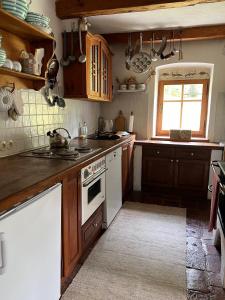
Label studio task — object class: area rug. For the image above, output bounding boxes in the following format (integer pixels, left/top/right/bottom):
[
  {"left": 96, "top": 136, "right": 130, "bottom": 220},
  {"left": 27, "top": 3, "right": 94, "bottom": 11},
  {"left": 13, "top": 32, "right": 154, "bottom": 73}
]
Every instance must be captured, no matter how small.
[{"left": 62, "top": 202, "right": 187, "bottom": 300}]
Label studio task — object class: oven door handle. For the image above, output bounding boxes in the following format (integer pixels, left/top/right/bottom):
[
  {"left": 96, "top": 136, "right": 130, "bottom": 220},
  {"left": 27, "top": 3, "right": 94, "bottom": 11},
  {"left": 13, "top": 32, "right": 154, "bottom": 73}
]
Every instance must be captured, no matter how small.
[{"left": 83, "top": 168, "right": 107, "bottom": 187}]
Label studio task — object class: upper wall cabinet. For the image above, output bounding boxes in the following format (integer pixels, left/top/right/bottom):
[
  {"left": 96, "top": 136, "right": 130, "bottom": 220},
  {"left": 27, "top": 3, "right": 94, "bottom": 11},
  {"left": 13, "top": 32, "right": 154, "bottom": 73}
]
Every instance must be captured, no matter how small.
[{"left": 63, "top": 32, "right": 112, "bottom": 102}]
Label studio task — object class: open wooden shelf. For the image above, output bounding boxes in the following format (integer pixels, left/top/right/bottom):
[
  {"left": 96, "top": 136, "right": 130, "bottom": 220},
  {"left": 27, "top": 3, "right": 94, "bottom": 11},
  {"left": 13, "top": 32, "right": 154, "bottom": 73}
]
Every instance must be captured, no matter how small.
[
  {"left": 0, "top": 67, "right": 46, "bottom": 81},
  {"left": 117, "top": 89, "right": 146, "bottom": 93},
  {"left": 0, "top": 8, "right": 55, "bottom": 41}
]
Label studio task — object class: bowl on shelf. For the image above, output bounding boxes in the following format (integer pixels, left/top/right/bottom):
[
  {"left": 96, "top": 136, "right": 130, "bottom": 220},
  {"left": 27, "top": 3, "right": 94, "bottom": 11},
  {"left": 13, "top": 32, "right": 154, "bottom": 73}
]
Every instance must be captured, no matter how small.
[
  {"left": 128, "top": 84, "right": 136, "bottom": 90},
  {"left": 119, "top": 84, "right": 127, "bottom": 91},
  {"left": 136, "top": 83, "right": 146, "bottom": 91},
  {"left": 26, "top": 11, "right": 50, "bottom": 28},
  {"left": 1, "top": 0, "right": 30, "bottom": 20},
  {"left": 0, "top": 51, "right": 6, "bottom": 67},
  {"left": 3, "top": 58, "right": 13, "bottom": 69}
]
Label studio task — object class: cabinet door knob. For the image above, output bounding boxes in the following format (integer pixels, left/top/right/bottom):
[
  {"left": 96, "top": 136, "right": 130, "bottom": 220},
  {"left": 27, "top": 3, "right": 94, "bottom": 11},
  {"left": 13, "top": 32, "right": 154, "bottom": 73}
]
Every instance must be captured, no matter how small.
[
  {"left": 156, "top": 151, "right": 160, "bottom": 155},
  {"left": 94, "top": 223, "right": 98, "bottom": 228},
  {"left": 190, "top": 152, "right": 194, "bottom": 156},
  {"left": 171, "top": 160, "right": 174, "bottom": 163},
  {"left": 176, "top": 160, "right": 179, "bottom": 163}
]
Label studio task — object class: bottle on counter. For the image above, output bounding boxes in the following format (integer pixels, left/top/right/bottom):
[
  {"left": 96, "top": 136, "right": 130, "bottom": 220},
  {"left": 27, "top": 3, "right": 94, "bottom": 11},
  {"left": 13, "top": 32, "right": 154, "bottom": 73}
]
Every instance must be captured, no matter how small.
[
  {"left": 79, "top": 122, "right": 88, "bottom": 139},
  {"left": 128, "top": 111, "right": 134, "bottom": 133}
]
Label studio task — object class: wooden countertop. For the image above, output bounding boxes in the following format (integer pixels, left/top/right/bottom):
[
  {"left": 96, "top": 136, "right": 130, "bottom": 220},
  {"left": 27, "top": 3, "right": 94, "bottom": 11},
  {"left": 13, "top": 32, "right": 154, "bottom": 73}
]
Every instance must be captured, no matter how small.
[
  {"left": 0, "top": 135, "right": 134, "bottom": 213},
  {"left": 134, "top": 139, "right": 224, "bottom": 150}
]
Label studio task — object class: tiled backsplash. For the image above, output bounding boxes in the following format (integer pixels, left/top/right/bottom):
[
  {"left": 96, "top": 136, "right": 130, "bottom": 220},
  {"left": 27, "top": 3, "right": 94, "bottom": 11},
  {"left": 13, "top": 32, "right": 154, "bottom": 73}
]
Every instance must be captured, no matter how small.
[{"left": 0, "top": 89, "right": 100, "bottom": 157}]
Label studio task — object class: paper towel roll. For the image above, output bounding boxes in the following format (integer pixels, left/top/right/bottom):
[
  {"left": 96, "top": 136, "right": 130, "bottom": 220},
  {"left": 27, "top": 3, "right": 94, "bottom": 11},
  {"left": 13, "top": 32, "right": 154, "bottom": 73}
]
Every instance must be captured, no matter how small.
[
  {"left": 128, "top": 112, "right": 134, "bottom": 133},
  {"left": 0, "top": 88, "right": 14, "bottom": 112}
]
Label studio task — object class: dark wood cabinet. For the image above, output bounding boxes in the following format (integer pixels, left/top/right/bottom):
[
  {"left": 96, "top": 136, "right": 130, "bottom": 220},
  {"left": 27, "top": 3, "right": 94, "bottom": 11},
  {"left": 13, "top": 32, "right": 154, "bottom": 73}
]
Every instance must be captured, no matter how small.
[
  {"left": 122, "top": 140, "right": 134, "bottom": 198},
  {"left": 81, "top": 204, "right": 103, "bottom": 253},
  {"left": 61, "top": 171, "right": 81, "bottom": 282},
  {"left": 142, "top": 144, "right": 211, "bottom": 197},
  {"left": 63, "top": 32, "right": 112, "bottom": 102},
  {"left": 142, "top": 157, "right": 174, "bottom": 188}
]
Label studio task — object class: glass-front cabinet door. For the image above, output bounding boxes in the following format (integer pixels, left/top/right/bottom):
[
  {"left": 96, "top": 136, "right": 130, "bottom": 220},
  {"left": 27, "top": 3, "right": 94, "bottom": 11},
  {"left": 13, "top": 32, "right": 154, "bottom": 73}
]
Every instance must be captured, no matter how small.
[
  {"left": 101, "top": 42, "right": 112, "bottom": 101},
  {"left": 86, "top": 35, "right": 101, "bottom": 99}
]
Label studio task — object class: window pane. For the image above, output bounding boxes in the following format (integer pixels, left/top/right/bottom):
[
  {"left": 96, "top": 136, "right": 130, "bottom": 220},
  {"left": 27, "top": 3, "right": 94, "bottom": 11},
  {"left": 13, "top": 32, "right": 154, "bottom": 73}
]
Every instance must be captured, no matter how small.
[
  {"left": 183, "top": 84, "right": 203, "bottom": 100},
  {"left": 164, "top": 85, "right": 182, "bottom": 101},
  {"left": 162, "top": 102, "right": 181, "bottom": 130},
  {"left": 181, "top": 102, "right": 202, "bottom": 131}
]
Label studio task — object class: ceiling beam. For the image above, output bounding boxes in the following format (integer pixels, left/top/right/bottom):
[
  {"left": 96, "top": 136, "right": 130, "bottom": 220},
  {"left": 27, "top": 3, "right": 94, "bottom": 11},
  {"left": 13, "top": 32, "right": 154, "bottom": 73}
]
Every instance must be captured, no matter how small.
[
  {"left": 55, "top": 0, "right": 225, "bottom": 19},
  {"left": 102, "top": 24, "right": 225, "bottom": 44}
]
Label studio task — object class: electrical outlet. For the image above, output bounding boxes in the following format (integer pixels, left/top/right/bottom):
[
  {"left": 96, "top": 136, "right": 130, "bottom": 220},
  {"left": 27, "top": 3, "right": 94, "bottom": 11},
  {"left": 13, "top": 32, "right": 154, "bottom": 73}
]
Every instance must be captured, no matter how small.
[
  {"left": 0, "top": 141, "right": 7, "bottom": 151},
  {"left": 7, "top": 140, "right": 14, "bottom": 149}
]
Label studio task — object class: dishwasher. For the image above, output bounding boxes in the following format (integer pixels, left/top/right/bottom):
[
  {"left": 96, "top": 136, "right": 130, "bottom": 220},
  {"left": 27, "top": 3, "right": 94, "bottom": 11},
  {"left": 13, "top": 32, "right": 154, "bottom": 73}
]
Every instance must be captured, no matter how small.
[
  {"left": 104, "top": 147, "right": 122, "bottom": 228},
  {"left": 0, "top": 183, "right": 62, "bottom": 300}
]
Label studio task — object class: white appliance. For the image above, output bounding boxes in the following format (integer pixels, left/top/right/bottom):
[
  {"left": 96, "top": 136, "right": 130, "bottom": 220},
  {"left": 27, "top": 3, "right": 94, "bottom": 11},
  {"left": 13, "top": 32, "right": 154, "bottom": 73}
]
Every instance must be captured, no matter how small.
[
  {"left": 0, "top": 184, "right": 62, "bottom": 300},
  {"left": 104, "top": 147, "right": 122, "bottom": 228},
  {"left": 81, "top": 156, "right": 106, "bottom": 225}
]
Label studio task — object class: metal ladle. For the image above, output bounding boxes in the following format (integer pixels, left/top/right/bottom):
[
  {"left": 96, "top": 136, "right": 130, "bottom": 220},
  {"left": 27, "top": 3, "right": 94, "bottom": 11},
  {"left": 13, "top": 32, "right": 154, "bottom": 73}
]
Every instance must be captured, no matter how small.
[
  {"left": 60, "top": 31, "right": 70, "bottom": 67},
  {"left": 68, "top": 22, "right": 76, "bottom": 62},
  {"left": 78, "top": 18, "right": 86, "bottom": 64}
]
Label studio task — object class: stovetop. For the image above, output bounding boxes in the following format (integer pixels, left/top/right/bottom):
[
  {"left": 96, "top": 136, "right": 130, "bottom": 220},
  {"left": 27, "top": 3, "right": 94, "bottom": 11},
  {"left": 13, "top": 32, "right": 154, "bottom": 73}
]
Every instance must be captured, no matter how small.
[{"left": 20, "top": 146, "right": 101, "bottom": 161}]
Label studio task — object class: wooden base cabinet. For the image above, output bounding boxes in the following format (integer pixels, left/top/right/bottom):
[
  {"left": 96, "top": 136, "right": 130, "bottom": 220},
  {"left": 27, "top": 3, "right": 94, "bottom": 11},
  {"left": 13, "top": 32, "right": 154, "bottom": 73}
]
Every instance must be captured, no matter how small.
[
  {"left": 142, "top": 145, "right": 211, "bottom": 197},
  {"left": 61, "top": 171, "right": 81, "bottom": 287}
]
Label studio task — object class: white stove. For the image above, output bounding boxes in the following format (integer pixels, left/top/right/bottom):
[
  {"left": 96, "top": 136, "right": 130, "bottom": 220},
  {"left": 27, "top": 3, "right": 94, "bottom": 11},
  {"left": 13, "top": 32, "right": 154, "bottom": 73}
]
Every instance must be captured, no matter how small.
[{"left": 20, "top": 146, "right": 101, "bottom": 161}]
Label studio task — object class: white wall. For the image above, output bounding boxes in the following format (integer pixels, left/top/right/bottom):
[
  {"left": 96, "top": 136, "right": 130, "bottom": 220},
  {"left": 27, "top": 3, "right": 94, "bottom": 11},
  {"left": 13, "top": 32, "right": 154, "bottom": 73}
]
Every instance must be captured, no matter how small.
[
  {"left": 0, "top": 0, "right": 100, "bottom": 157},
  {"left": 100, "top": 40, "right": 225, "bottom": 142}
]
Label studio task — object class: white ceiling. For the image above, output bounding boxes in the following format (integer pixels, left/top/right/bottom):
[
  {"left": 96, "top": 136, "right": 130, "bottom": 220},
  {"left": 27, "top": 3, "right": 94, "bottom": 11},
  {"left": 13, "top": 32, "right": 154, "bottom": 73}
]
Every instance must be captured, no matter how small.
[{"left": 87, "top": 1, "right": 225, "bottom": 34}]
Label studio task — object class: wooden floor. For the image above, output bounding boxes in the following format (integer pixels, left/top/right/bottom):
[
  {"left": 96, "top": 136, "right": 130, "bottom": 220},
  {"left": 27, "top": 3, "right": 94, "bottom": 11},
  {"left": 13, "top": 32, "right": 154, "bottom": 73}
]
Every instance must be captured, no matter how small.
[{"left": 126, "top": 191, "right": 225, "bottom": 299}]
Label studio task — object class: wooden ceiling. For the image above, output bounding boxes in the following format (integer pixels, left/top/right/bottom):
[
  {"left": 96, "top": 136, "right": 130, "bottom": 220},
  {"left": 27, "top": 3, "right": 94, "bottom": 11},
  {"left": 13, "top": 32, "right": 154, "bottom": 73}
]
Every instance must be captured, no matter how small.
[
  {"left": 56, "top": 0, "right": 225, "bottom": 42},
  {"left": 103, "top": 24, "right": 225, "bottom": 43},
  {"left": 55, "top": 0, "right": 225, "bottom": 18}
]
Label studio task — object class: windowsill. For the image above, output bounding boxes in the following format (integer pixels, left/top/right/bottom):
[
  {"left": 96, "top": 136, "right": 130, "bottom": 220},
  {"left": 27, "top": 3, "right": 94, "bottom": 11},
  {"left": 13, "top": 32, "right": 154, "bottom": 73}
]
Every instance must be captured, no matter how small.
[{"left": 151, "top": 136, "right": 209, "bottom": 143}]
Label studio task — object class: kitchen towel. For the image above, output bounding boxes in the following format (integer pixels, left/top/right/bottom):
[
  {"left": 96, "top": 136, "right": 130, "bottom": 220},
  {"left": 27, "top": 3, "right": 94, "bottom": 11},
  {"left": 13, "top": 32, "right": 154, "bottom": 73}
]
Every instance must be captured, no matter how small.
[{"left": 208, "top": 171, "right": 220, "bottom": 231}]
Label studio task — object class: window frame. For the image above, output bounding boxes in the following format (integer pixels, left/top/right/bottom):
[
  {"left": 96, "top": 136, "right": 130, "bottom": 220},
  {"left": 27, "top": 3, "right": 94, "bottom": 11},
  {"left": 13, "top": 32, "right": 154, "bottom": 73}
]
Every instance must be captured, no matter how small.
[{"left": 156, "top": 79, "right": 209, "bottom": 138}]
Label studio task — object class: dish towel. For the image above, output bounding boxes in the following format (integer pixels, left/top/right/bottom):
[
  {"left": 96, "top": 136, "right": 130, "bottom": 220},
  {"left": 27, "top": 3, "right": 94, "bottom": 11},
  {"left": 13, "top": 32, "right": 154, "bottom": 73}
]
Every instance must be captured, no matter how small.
[{"left": 208, "top": 172, "right": 220, "bottom": 232}]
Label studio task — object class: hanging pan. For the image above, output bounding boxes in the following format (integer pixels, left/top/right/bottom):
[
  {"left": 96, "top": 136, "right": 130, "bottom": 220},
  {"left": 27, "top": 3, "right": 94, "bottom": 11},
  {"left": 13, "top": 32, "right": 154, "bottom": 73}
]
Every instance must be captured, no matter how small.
[{"left": 130, "top": 33, "right": 152, "bottom": 74}]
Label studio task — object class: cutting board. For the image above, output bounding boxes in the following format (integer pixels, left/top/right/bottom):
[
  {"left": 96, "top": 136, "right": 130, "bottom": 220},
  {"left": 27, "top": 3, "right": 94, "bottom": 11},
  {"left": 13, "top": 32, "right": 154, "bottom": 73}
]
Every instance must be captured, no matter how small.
[{"left": 115, "top": 110, "right": 126, "bottom": 131}]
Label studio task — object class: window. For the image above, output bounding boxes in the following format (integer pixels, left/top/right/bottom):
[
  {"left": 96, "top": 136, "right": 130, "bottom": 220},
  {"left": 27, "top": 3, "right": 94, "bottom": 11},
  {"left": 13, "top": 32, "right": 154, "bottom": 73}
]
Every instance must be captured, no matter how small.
[{"left": 156, "top": 79, "right": 209, "bottom": 138}]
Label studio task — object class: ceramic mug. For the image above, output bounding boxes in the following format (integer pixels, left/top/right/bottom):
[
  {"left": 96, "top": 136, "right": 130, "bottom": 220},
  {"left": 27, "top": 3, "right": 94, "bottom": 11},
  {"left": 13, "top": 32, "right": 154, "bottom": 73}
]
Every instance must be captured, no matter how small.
[{"left": 12, "top": 61, "right": 22, "bottom": 72}]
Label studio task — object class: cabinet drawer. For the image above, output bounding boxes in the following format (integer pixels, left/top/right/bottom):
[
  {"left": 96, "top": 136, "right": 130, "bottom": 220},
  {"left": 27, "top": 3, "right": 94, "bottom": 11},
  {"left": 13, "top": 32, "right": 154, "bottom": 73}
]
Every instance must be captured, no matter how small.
[
  {"left": 175, "top": 148, "right": 211, "bottom": 161},
  {"left": 143, "top": 146, "right": 175, "bottom": 158},
  {"left": 82, "top": 204, "right": 103, "bottom": 251}
]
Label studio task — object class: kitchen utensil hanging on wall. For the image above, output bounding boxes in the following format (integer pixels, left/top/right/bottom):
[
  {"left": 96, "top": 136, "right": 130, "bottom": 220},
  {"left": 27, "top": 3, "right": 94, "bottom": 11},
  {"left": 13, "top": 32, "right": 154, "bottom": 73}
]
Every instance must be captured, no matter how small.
[
  {"left": 68, "top": 22, "right": 76, "bottom": 62},
  {"left": 130, "top": 33, "right": 152, "bottom": 73},
  {"left": 60, "top": 31, "right": 70, "bottom": 67},
  {"left": 46, "top": 42, "right": 59, "bottom": 89},
  {"left": 125, "top": 33, "right": 134, "bottom": 70},
  {"left": 150, "top": 33, "right": 158, "bottom": 62},
  {"left": 178, "top": 33, "right": 184, "bottom": 61},
  {"left": 78, "top": 18, "right": 86, "bottom": 63}
]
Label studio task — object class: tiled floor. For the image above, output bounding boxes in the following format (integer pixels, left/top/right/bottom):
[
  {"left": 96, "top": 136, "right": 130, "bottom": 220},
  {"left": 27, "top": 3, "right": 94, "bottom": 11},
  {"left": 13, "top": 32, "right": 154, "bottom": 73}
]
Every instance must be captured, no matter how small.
[{"left": 126, "top": 192, "right": 225, "bottom": 300}]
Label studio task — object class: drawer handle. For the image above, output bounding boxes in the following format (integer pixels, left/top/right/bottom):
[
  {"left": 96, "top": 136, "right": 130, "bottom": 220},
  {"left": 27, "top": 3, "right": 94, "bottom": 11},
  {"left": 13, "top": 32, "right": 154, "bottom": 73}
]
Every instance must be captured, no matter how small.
[
  {"left": 156, "top": 151, "right": 160, "bottom": 155},
  {"left": 171, "top": 160, "right": 174, "bottom": 163},
  {"left": 190, "top": 152, "right": 194, "bottom": 156},
  {"left": 93, "top": 223, "right": 98, "bottom": 228},
  {"left": 176, "top": 160, "right": 179, "bottom": 163}
]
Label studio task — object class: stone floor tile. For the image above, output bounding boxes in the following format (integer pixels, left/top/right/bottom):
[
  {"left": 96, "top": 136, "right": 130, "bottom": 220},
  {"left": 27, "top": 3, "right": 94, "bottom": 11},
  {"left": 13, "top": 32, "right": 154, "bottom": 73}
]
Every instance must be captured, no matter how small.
[
  {"left": 209, "top": 286, "right": 225, "bottom": 300},
  {"left": 187, "top": 269, "right": 209, "bottom": 293},
  {"left": 187, "top": 225, "right": 203, "bottom": 238},
  {"left": 208, "top": 272, "right": 222, "bottom": 288},
  {"left": 206, "top": 255, "right": 221, "bottom": 273},
  {"left": 187, "top": 290, "right": 210, "bottom": 300},
  {"left": 187, "top": 237, "right": 206, "bottom": 270},
  {"left": 203, "top": 244, "right": 220, "bottom": 256}
]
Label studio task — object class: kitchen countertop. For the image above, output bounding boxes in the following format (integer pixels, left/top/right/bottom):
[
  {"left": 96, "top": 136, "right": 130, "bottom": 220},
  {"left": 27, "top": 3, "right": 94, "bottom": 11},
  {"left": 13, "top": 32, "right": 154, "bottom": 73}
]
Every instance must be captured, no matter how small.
[
  {"left": 134, "top": 139, "right": 224, "bottom": 150},
  {"left": 0, "top": 135, "right": 134, "bottom": 213}
]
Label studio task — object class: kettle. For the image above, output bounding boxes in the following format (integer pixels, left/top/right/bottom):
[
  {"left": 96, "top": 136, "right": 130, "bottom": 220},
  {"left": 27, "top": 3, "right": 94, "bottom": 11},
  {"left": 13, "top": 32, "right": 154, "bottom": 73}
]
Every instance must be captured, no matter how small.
[{"left": 47, "top": 128, "right": 71, "bottom": 149}]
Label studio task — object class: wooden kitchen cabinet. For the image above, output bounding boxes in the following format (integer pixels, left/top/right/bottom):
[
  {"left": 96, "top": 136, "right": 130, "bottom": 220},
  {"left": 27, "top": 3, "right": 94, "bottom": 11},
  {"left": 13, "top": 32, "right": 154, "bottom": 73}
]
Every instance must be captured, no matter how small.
[
  {"left": 81, "top": 204, "right": 103, "bottom": 254},
  {"left": 122, "top": 140, "right": 134, "bottom": 198},
  {"left": 63, "top": 32, "right": 112, "bottom": 102},
  {"left": 142, "top": 145, "right": 211, "bottom": 197},
  {"left": 61, "top": 171, "right": 81, "bottom": 285}
]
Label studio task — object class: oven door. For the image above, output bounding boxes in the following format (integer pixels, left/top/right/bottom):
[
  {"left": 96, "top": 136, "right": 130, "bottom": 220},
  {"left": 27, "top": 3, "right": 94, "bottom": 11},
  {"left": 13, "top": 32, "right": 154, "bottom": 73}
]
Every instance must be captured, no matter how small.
[{"left": 82, "top": 170, "right": 106, "bottom": 225}]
